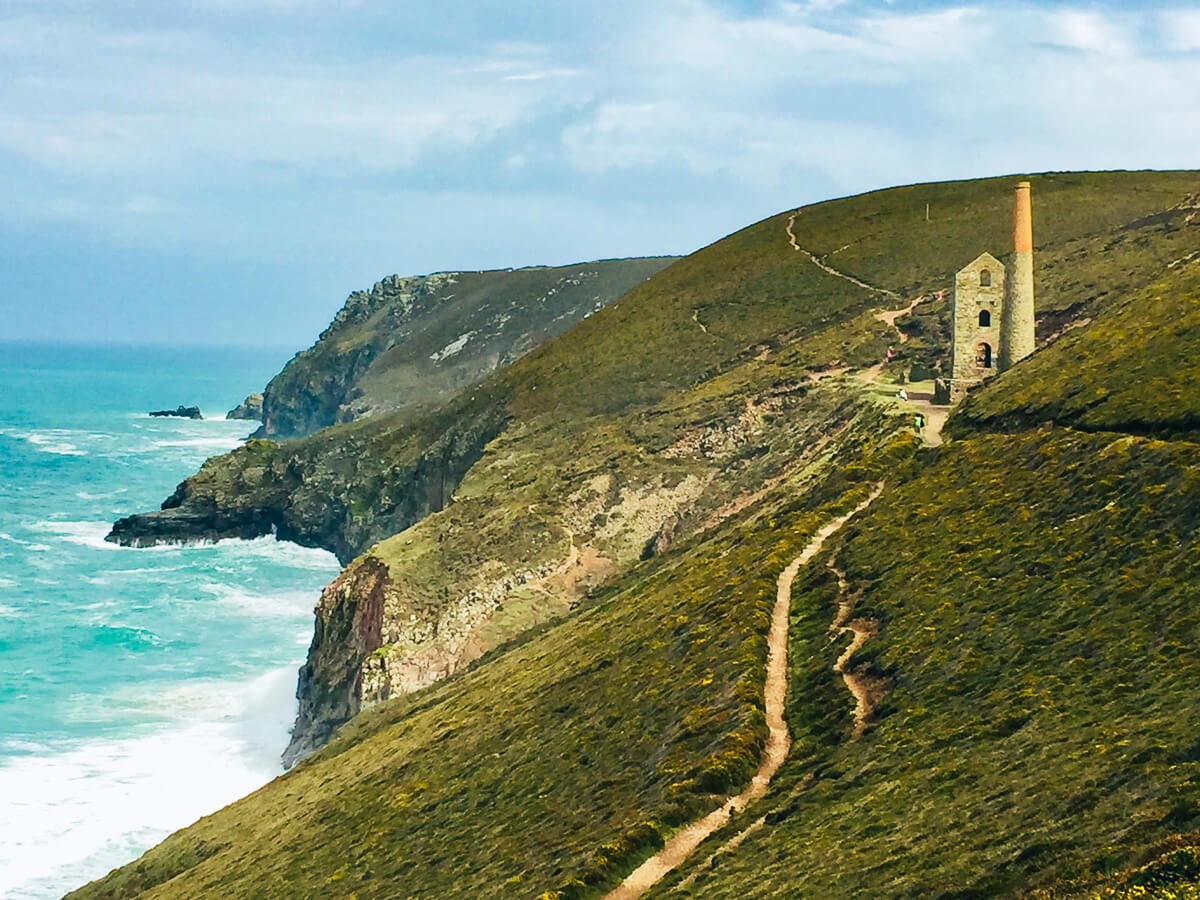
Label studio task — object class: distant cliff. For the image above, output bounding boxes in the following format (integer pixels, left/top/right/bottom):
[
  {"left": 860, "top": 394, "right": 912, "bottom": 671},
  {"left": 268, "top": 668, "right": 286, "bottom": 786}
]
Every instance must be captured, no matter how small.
[{"left": 256, "top": 259, "right": 677, "bottom": 439}]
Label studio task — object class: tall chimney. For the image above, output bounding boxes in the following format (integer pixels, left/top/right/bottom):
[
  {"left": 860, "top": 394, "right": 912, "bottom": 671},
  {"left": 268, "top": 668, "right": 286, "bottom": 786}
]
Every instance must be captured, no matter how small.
[{"left": 1001, "top": 180, "right": 1036, "bottom": 369}]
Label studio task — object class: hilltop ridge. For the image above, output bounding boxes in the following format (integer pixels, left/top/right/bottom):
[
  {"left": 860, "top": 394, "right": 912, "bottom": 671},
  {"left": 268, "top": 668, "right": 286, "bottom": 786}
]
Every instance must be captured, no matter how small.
[{"left": 253, "top": 258, "right": 678, "bottom": 439}]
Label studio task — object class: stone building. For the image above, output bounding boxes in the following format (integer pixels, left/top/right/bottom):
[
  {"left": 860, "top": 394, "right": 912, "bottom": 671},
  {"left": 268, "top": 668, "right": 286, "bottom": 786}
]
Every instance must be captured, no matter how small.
[{"left": 945, "top": 181, "right": 1036, "bottom": 403}]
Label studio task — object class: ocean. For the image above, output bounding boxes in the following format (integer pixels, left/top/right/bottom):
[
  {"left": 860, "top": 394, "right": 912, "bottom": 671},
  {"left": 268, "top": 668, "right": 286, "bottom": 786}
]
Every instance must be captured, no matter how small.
[{"left": 0, "top": 343, "right": 342, "bottom": 899}]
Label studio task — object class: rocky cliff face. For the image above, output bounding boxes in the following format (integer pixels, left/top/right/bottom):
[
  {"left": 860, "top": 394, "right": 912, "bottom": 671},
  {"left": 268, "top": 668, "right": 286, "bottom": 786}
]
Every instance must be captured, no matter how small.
[
  {"left": 256, "top": 259, "right": 676, "bottom": 439},
  {"left": 226, "top": 393, "right": 263, "bottom": 421},
  {"left": 283, "top": 557, "right": 389, "bottom": 767},
  {"left": 107, "top": 394, "right": 511, "bottom": 564},
  {"left": 103, "top": 173, "right": 1200, "bottom": 786}
]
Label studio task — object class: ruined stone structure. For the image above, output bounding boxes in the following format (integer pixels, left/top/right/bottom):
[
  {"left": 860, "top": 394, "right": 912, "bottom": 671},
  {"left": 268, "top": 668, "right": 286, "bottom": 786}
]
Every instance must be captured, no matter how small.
[{"left": 947, "top": 181, "right": 1036, "bottom": 403}]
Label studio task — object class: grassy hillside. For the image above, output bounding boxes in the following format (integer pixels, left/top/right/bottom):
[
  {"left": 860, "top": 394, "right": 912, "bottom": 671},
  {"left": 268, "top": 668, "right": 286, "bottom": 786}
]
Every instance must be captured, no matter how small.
[
  {"left": 654, "top": 427, "right": 1200, "bottom": 898},
  {"left": 72, "top": 403, "right": 912, "bottom": 900},
  {"left": 85, "top": 171, "right": 1200, "bottom": 899},
  {"left": 1073, "top": 840, "right": 1200, "bottom": 898},
  {"left": 502, "top": 171, "right": 1199, "bottom": 418}
]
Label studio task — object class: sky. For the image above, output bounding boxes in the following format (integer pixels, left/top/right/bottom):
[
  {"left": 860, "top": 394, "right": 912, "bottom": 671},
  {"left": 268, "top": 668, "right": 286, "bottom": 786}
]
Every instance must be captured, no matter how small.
[{"left": 1, "top": 1, "right": 1199, "bottom": 347}]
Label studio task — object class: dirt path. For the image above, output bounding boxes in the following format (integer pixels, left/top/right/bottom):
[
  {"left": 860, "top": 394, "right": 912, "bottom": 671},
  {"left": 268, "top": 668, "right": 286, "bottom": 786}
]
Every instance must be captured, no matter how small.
[
  {"left": 785, "top": 212, "right": 901, "bottom": 300},
  {"left": 873, "top": 296, "right": 922, "bottom": 342},
  {"left": 670, "top": 772, "right": 815, "bottom": 895},
  {"left": 858, "top": 296, "right": 922, "bottom": 384},
  {"left": 783, "top": 216, "right": 949, "bottom": 447},
  {"left": 604, "top": 484, "right": 885, "bottom": 900},
  {"left": 856, "top": 294, "right": 951, "bottom": 447},
  {"left": 827, "top": 561, "right": 886, "bottom": 738},
  {"left": 909, "top": 398, "right": 948, "bottom": 447}
]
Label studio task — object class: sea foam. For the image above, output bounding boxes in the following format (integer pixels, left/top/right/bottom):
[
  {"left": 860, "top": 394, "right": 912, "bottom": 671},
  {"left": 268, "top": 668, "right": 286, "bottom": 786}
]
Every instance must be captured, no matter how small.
[
  {"left": 0, "top": 344, "right": 336, "bottom": 898},
  {"left": 0, "top": 667, "right": 298, "bottom": 900}
]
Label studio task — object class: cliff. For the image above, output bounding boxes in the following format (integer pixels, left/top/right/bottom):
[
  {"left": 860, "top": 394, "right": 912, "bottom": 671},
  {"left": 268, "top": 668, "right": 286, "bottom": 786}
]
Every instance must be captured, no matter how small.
[
  {"left": 110, "top": 172, "right": 1200, "bottom": 768},
  {"left": 254, "top": 259, "right": 677, "bottom": 439},
  {"left": 110, "top": 389, "right": 510, "bottom": 565},
  {"left": 81, "top": 171, "right": 1200, "bottom": 900}
]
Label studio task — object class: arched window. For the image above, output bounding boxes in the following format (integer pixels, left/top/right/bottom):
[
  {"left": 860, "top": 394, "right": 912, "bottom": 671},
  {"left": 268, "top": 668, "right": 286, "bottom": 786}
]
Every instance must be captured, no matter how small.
[
  {"left": 979, "top": 309, "right": 991, "bottom": 327},
  {"left": 980, "top": 269, "right": 992, "bottom": 287},
  {"left": 976, "top": 342, "right": 993, "bottom": 369}
]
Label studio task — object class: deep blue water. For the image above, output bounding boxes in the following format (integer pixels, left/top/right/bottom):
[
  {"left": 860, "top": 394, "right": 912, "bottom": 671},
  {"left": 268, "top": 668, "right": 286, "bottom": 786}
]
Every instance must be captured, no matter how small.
[{"left": 0, "top": 343, "right": 340, "bottom": 899}]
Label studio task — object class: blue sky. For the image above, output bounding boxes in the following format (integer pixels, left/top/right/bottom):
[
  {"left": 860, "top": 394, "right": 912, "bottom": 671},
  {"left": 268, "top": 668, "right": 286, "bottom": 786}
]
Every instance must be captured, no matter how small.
[{"left": 2, "top": 1, "right": 1198, "bottom": 347}]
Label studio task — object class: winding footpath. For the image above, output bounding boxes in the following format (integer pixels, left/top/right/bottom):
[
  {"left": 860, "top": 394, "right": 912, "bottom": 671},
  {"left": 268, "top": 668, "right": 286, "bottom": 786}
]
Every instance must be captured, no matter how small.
[
  {"left": 857, "top": 296, "right": 950, "bottom": 448},
  {"left": 873, "top": 296, "right": 922, "bottom": 339},
  {"left": 604, "top": 483, "right": 886, "bottom": 900},
  {"left": 827, "top": 561, "right": 880, "bottom": 738},
  {"left": 784, "top": 208, "right": 951, "bottom": 449},
  {"left": 785, "top": 212, "right": 901, "bottom": 300}
]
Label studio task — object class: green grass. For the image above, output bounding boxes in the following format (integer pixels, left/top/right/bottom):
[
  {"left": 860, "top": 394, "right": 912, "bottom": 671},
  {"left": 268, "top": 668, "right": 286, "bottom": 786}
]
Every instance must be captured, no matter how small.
[
  {"left": 1083, "top": 840, "right": 1200, "bottom": 898},
  {"left": 501, "top": 172, "right": 1199, "bottom": 419},
  {"left": 70, "top": 412, "right": 913, "bottom": 900},
  {"left": 654, "top": 428, "right": 1200, "bottom": 898}
]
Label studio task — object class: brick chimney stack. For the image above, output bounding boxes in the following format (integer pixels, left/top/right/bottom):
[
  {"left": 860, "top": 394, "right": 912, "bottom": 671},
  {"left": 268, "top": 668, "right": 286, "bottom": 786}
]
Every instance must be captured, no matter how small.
[{"left": 1001, "top": 181, "right": 1036, "bottom": 368}]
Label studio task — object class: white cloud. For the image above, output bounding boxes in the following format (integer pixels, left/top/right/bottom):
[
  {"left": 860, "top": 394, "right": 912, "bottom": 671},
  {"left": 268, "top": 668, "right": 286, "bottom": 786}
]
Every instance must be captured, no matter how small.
[
  {"left": 0, "top": 13, "right": 574, "bottom": 182},
  {"left": 1, "top": 0, "right": 1198, "bottom": 259},
  {"left": 1044, "top": 8, "right": 1136, "bottom": 56},
  {"left": 558, "top": 1, "right": 1200, "bottom": 196},
  {"left": 1160, "top": 8, "right": 1200, "bottom": 52}
]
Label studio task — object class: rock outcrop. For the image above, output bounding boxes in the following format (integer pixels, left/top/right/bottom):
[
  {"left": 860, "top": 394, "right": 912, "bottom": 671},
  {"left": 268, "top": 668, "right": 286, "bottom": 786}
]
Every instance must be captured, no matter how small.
[
  {"left": 226, "top": 393, "right": 263, "bottom": 421},
  {"left": 149, "top": 406, "right": 202, "bottom": 419},
  {"left": 284, "top": 557, "right": 389, "bottom": 766}
]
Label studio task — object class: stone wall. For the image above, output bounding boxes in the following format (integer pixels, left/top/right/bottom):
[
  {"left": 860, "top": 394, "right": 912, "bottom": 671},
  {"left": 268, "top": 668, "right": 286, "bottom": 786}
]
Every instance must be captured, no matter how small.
[{"left": 950, "top": 251, "right": 1006, "bottom": 402}]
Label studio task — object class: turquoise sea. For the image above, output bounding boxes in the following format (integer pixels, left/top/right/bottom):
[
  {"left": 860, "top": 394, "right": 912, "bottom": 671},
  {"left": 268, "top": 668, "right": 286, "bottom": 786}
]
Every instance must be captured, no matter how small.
[{"left": 0, "top": 343, "right": 341, "bottom": 899}]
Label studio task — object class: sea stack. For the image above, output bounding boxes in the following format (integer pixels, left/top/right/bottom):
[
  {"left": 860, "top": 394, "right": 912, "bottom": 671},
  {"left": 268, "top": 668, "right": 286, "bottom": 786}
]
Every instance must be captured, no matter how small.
[{"left": 1001, "top": 180, "right": 1036, "bottom": 370}]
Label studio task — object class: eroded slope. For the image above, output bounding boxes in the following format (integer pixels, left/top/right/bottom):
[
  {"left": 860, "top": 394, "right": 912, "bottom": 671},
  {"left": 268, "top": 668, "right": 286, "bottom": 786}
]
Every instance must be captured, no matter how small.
[{"left": 71, "top": 402, "right": 911, "bottom": 900}]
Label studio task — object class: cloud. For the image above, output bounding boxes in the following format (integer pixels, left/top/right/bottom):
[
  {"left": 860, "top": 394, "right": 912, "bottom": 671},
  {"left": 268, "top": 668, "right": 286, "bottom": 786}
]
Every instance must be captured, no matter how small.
[
  {"left": 1161, "top": 8, "right": 1200, "bottom": 53},
  {"left": 1, "top": 0, "right": 1198, "bottom": 326},
  {"left": 1043, "top": 8, "right": 1137, "bottom": 56}
]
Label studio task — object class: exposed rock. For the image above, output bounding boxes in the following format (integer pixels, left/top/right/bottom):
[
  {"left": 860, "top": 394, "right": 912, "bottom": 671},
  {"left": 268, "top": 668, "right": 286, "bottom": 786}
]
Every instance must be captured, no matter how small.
[
  {"left": 283, "top": 557, "right": 388, "bottom": 767},
  {"left": 254, "top": 259, "right": 677, "bottom": 439},
  {"left": 226, "top": 393, "right": 264, "bottom": 421},
  {"left": 107, "top": 396, "right": 510, "bottom": 565},
  {"left": 149, "top": 405, "right": 202, "bottom": 419}
]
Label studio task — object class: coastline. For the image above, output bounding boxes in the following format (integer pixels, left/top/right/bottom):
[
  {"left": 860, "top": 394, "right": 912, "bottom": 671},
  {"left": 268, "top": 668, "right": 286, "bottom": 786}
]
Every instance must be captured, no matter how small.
[{"left": 0, "top": 344, "right": 340, "bottom": 898}]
